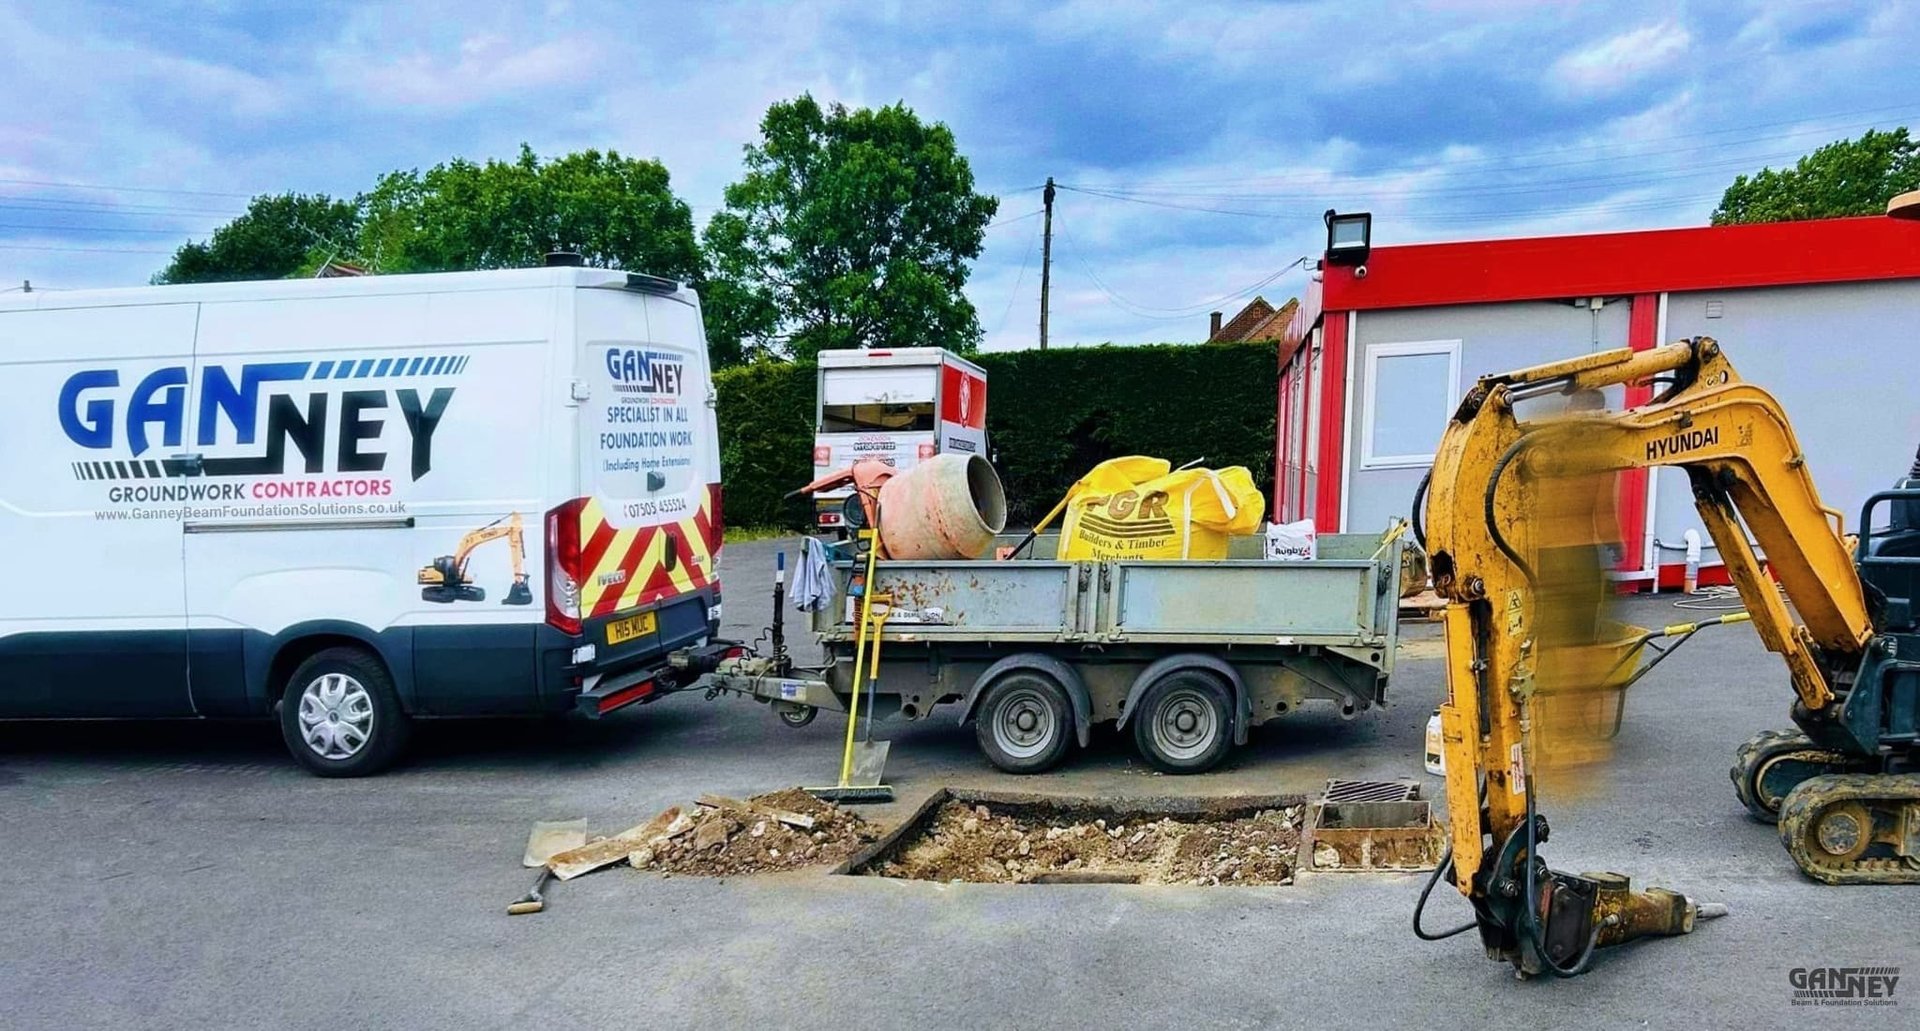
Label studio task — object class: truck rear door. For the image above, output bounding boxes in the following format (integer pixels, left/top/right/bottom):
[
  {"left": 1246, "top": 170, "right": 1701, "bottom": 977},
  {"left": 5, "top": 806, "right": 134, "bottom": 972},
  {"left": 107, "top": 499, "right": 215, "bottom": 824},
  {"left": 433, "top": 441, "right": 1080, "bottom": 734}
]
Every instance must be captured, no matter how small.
[{"left": 812, "top": 358, "right": 938, "bottom": 526}]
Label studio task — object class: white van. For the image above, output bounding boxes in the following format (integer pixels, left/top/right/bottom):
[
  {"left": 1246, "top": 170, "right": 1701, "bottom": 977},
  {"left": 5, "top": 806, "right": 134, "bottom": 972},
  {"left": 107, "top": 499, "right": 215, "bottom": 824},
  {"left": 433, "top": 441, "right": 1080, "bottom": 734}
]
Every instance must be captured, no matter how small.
[
  {"left": 811, "top": 347, "right": 988, "bottom": 527},
  {"left": 0, "top": 266, "right": 725, "bottom": 775}
]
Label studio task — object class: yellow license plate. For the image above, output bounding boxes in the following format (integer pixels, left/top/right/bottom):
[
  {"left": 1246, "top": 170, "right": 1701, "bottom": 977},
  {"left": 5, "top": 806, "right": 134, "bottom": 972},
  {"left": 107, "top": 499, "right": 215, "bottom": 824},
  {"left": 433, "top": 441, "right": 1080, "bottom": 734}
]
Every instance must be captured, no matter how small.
[{"left": 605, "top": 611, "right": 658, "bottom": 645}]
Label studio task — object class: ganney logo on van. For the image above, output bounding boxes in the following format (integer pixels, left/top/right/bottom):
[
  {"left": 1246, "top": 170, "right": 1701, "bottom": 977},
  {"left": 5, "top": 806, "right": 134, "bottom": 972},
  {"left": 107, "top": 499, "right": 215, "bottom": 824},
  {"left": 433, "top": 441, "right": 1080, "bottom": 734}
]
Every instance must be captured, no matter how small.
[
  {"left": 605, "top": 347, "right": 684, "bottom": 397},
  {"left": 57, "top": 355, "right": 464, "bottom": 481}
]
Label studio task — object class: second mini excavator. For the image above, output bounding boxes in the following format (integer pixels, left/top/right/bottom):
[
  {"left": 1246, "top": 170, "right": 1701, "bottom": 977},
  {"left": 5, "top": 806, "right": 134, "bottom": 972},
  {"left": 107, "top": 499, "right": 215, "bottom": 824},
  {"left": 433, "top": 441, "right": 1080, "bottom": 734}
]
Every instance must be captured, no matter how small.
[
  {"left": 419, "top": 513, "right": 534, "bottom": 605},
  {"left": 1413, "top": 336, "right": 1918, "bottom": 978}
]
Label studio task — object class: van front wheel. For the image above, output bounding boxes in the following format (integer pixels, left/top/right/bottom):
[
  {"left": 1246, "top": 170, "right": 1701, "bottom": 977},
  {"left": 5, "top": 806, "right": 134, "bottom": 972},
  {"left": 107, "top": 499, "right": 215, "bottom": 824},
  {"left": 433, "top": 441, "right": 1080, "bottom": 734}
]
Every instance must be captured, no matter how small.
[{"left": 278, "top": 646, "right": 410, "bottom": 777}]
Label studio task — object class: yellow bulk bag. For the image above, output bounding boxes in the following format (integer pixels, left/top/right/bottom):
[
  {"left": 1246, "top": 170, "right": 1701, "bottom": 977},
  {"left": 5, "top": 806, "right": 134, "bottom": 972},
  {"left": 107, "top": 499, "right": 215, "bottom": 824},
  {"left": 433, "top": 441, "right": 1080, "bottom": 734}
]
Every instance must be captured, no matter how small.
[{"left": 1055, "top": 456, "right": 1267, "bottom": 560}]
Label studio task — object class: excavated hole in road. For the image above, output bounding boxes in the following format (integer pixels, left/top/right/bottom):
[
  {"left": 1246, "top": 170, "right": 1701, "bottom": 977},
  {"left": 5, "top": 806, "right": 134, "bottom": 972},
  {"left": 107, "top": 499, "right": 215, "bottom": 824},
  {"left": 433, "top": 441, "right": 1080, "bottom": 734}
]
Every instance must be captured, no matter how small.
[{"left": 840, "top": 789, "right": 1310, "bottom": 885}]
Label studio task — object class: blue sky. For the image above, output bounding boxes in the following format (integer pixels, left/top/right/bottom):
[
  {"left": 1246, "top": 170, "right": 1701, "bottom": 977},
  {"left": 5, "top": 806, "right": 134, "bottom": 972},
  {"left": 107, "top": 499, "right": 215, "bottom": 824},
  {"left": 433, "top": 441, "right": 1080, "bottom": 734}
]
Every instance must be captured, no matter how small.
[{"left": 3, "top": 0, "right": 1917, "bottom": 348}]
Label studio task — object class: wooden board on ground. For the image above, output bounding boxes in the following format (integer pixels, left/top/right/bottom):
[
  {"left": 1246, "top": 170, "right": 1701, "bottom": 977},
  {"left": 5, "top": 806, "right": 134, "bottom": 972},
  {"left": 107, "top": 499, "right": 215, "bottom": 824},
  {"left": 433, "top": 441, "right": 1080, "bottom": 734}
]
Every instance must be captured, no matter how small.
[
  {"left": 1398, "top": 590, "right": 1446, "bottom": 621},
  {"left": 696, "top": 794, "right": 816, "bottom": 830},
  {"left": 547, "top": 806, "right": 682, "bottom": 881}
]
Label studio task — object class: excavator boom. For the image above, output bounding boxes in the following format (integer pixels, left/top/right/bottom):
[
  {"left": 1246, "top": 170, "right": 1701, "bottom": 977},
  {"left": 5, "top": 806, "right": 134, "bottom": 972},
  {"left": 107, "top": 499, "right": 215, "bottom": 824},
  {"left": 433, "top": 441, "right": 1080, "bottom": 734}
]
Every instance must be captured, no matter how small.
[{"left": 1420, "top": 336, "right": 1916, "bottom": 977}]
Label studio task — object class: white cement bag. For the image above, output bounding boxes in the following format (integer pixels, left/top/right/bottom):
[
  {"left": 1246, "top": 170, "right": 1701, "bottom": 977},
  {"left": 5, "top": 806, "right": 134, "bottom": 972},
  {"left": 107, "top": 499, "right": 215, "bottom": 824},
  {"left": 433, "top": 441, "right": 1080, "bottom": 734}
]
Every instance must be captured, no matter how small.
[{"left": 1264, "top": 519, "right": 1317, "bottom": 562}]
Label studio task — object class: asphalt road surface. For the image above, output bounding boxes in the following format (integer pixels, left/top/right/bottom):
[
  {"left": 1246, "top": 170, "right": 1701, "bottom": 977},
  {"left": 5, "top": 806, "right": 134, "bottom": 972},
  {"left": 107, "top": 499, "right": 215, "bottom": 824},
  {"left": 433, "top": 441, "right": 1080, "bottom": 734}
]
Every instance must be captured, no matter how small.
[{"left": 2, "top": 537, "right": 1913, "bottom": 1030}]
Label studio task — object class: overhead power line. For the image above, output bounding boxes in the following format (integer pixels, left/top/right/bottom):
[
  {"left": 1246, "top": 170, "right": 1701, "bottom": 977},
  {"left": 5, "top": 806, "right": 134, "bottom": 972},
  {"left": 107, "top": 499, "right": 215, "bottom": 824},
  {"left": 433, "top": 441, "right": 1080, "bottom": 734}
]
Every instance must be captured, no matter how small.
[
  {"left": 0, "top": 243, "right": 174, "bottom": 254},
  {"left": 0, "top": 222, "right": 213, "bottom": 235},
  {"left": 990, "top": 209, "right": 1044, "bottom": 337},
  {"left": 1054, "top": 215, "right": 1307, "bottom": 321},
  {"left": 1096, "top": 103, "right": 1920, "bottom": 192},
  {"left": 0, "top": 177, "right": 258, "bottom": 199}
]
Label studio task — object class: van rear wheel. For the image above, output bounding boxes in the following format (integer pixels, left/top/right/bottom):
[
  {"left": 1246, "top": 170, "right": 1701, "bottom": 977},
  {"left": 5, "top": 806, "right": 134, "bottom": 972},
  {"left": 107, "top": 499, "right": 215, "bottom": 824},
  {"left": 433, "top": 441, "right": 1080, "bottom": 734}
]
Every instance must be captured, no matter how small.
[{"left": 278, "top": 646, "right": 410, "bottom": 777}]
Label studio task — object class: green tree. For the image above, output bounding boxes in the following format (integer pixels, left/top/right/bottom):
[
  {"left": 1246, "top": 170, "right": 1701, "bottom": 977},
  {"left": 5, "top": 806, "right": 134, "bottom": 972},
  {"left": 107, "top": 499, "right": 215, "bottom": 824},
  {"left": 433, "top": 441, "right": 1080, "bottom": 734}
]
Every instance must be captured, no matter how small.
[
  {"left": 703, "top": 95, "right": 999, "bottom": 361},
  {"left": 1712, "top": 127, "right": 1920, "bottom": 225},
  {"left": 358, "top": 145, "right": 703, "bottom": 282},
  {"left": 153, "top": 193, "right": 359, "bottom": 284}
]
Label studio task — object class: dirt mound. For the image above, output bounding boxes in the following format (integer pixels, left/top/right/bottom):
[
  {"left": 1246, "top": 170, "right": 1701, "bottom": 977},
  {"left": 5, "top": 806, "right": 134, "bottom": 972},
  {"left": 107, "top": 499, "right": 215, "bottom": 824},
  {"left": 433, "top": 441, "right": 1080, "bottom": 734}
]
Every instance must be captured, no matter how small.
[
  {"left": 628, "top": 789, "right": 880, "bottom": 878},
  {"left": 868, "top": 801, "right": 1302, "bottom": 885}
]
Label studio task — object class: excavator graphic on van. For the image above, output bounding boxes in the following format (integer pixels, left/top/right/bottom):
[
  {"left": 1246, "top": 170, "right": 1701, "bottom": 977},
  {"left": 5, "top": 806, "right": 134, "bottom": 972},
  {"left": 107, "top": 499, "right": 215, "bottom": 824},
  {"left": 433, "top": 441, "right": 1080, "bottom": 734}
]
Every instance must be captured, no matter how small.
[{"left": 419, "top": 513, "right": 534, "bottom": 605}]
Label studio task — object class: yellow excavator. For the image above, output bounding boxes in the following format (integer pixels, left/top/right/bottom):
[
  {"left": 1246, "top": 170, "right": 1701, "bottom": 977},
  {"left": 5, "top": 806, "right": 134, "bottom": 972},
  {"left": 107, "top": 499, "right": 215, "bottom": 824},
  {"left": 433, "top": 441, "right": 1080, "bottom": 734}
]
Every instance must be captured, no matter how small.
[
  {"left": 420, "top": 513, "right": 534, "bottom": 605},
  {"left": 1413, "top": 336, "right": 1919, "bottom": 977}
]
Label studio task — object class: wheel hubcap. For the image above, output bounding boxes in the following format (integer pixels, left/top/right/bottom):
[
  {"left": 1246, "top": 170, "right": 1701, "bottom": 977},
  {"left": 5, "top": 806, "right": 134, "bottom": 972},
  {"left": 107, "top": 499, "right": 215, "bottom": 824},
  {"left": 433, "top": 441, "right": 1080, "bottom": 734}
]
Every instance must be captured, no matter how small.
[
  {"left": 993, "top": 687, "right": 1056, "bottom": 760},
  {"left": 1151, "top": 689, "right": 1219, "bottom": 762},
  {"left": 297, "top": 672, "right": 374, "bottom": 760}
]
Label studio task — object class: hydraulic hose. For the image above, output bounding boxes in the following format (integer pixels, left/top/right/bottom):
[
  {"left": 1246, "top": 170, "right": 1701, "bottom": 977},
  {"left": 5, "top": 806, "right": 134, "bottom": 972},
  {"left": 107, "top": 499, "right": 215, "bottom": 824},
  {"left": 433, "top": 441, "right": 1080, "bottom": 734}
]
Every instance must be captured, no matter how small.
[
  {"left": 1517, "top": 776, "right": 1599, "bottom": 978},
  {"left": 1410, "top": 467, "right": 1431, "bottom": 552},
  {"left": 1484, "top": 434, "right": 1539, "bottom": 587},
  {"left": 1412, "top": 845, "right": 1477, "bottom": 941}
]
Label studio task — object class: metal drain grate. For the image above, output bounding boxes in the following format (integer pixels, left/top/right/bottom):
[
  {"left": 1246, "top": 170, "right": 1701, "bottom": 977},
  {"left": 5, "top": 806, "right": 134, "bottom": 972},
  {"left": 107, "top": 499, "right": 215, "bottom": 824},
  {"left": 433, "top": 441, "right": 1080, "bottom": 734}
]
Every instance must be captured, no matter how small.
[{"left": 1322, "top": 778, "right": 1419, "bottom": 803}]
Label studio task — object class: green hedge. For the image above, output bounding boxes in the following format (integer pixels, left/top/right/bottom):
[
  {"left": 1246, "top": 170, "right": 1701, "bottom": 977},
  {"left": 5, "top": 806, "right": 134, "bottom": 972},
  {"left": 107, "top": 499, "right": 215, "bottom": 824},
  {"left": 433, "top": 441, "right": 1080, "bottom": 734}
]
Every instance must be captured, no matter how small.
[{"left": 715, "top": 342, "right": 1277, "bottom": 528}]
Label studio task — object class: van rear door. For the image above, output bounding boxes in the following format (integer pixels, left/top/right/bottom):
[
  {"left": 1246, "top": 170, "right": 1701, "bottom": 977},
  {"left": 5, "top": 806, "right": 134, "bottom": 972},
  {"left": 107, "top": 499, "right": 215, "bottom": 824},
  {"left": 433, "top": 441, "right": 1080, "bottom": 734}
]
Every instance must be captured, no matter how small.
[{"left": 572, "top": 286, "right": 720, "bottom": 665}]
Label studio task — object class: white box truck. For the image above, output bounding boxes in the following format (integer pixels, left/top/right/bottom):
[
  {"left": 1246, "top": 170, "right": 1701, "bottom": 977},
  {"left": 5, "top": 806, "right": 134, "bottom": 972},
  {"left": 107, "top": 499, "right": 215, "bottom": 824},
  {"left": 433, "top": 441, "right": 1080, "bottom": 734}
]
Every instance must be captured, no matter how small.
[
  {"left": 811, "top": 347, "right": 988, "bottom": 527},
  {"left": 0, "top": 266, "right": 726, "bottom": 775}
]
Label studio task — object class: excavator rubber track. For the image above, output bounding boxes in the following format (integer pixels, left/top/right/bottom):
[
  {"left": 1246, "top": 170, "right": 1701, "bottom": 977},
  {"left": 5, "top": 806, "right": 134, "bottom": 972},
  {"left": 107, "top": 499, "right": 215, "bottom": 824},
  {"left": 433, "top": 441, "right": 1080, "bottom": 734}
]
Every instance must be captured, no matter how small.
[
  {"left": 1777, "top": 773, "right": 1920, "bottom": 885},
  {"left": 1730, "top": 728, "right": 1874, "bottom": 823}
]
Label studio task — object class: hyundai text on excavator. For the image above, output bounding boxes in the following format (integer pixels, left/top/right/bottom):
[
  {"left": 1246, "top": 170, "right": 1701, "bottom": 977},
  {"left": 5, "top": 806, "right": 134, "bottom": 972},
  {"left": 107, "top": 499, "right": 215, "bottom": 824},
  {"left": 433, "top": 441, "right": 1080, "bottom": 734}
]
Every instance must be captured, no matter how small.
[
  {"left": 1412, "top": 336, "right": 1919, "bottom": 978},
  {"left": 419, "top": 513, "right": 534, "bottom": 605}
]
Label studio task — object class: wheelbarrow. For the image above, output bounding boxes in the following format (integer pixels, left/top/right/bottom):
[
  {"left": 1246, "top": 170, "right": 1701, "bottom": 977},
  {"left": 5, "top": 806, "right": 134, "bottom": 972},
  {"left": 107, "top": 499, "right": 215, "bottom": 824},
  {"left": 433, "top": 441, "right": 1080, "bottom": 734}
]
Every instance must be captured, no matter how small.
[{"left": 1594, "top": 611, "right": 1753, "bottom": 738}]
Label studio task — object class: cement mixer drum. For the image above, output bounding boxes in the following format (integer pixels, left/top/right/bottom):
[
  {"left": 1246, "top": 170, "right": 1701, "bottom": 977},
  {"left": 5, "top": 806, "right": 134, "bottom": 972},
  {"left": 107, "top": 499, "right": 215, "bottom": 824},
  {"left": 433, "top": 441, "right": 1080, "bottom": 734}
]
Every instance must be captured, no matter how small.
[{"left": 877, "top": 454, "right": 1008, "bottom": 560}]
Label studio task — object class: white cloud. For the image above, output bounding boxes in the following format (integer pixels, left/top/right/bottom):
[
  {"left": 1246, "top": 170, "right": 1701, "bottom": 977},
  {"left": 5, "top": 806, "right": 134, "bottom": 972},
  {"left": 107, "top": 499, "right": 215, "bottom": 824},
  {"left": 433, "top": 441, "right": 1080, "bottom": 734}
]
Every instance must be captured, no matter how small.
[
  {"left": 1550, "top": 20, "right": 1692, "bottom": 94},
  {"left": 319, "top": 33, "right": 600, "bottom": 110}
]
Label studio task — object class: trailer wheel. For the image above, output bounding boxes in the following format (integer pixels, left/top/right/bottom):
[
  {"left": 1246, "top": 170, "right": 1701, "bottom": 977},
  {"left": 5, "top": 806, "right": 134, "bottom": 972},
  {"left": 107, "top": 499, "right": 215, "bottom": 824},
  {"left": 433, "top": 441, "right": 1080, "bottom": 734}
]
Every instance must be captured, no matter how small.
[
  {"left": 975, "top": 672, "right": 1072, "bottom": 774},
  {"left": 278, "top": 646, "right": 410, "bottom": 778},
  {"left": 1132, "top": 670, "right": 1231, "bottom": 773}
]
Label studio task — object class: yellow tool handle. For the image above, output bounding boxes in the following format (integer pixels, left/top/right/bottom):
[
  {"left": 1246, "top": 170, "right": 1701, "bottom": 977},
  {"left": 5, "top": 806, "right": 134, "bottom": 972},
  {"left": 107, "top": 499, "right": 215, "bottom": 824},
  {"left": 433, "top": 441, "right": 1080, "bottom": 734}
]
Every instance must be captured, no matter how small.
[
  {"left": 840, "top": 527, "right": 882, "bottom": 786},
  {"left": 1659, "top": 611, "right": 1752, "bottom": 637}
]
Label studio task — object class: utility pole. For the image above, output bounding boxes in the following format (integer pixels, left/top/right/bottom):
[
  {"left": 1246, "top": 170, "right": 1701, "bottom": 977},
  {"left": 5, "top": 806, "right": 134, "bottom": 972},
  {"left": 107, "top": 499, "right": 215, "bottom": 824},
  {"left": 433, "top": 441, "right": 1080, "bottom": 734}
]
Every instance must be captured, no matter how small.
[{"left": 1038, "top": 177, "right": 1055, "bottom": 350}]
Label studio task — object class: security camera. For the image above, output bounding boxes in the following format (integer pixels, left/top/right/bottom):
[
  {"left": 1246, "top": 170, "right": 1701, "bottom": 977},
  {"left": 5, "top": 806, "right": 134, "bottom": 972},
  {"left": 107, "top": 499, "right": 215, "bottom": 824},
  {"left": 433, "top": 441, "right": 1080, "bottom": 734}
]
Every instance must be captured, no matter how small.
[{"left": 1353, "top": 264, "right": 1369, "bottom": 279}]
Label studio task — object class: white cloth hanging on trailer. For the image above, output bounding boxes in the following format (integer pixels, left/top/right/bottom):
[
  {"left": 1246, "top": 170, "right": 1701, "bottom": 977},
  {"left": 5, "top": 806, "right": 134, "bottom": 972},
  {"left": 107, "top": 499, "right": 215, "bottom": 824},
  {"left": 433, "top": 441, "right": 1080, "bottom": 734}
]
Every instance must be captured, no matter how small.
[{"left": 788, "top": 536, "right": 834, "bottom": 612}]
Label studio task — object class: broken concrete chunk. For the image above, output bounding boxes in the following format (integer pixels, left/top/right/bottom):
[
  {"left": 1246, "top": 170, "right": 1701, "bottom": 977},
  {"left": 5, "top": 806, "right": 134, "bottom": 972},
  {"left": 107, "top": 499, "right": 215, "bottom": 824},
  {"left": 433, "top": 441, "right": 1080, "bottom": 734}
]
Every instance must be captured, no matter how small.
[
  {"left": 692, "top": 820, "right": 730, "bottom": 852},
  {"left": 548, "top": 807, "right": 681, "bottom": 880},
  {"left": 662, "top": 812, "right": 697, "bottom": 839}
]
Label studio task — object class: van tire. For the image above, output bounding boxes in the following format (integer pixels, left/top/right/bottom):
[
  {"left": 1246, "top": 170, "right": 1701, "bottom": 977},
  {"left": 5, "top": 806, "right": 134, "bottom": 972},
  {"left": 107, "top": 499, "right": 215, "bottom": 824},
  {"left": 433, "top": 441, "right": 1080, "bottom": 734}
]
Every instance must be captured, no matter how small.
[
  {"left": 1132, "top": 670, "right": 1232, "bottom": 774},
  {"left": 974, "top": 672, "right": 1072, "bottom": 774},
  {"left": 278, "top": 646, "right": 410, "bottom": 777}
]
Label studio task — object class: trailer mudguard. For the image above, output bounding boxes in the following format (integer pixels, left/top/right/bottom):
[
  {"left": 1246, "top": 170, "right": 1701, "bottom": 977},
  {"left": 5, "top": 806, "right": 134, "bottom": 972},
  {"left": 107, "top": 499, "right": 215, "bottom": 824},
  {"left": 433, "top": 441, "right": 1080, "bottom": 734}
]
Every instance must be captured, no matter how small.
[
  {"left": 1116, "top": 653, "right": 1252, "bottom": 746},
  {"left": 957, "top": 653, "right": 1092, "bottom": 748}
]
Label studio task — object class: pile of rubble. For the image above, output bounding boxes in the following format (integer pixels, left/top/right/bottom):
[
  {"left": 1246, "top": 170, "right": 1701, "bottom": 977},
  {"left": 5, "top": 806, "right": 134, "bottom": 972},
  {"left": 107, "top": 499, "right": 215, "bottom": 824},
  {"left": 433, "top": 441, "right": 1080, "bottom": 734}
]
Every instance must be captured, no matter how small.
[
  {"left": 624, "top": 789, "right": 880, "bottom": 877},
  {"left": 867, "top": 801, "right": 1302, "bottom": 886}
]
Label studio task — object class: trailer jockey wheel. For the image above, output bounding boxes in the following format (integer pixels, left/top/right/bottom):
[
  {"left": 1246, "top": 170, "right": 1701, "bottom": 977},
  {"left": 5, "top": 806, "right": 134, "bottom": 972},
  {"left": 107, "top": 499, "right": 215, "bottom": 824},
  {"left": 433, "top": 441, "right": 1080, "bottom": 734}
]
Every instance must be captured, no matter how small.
[
  {"left": 1133, "top": 670, "right": 1232, "bottom": 773},
  {"left": 975, "top": 672, "right": 1072, "bottom": 774},
  {"left": 774, "top": 701, "right": 817, "bottom": 728}
]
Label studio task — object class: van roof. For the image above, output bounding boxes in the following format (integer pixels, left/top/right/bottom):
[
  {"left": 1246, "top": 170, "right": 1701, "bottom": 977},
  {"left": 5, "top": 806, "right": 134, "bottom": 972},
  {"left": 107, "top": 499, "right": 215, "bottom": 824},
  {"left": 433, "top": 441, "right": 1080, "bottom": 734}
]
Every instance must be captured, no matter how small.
[{"left": 0, "top": 266, "right": 693, "bottom": 313}]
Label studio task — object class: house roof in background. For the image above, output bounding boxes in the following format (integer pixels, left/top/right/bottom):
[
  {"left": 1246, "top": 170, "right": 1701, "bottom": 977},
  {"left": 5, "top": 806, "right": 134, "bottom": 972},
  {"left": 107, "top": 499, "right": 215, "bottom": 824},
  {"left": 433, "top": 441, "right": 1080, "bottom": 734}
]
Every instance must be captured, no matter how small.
[{"left": 1211, "top": 295, "right": 1299, "bottom": 342}]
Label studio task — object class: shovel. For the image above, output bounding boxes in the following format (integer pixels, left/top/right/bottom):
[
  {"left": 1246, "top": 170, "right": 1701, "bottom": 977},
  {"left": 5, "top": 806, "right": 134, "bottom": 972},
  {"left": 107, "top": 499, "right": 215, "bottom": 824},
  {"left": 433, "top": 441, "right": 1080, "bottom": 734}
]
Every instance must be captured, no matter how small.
[{"left": 808, "top": 524, "right": 895, "bottom": 805}]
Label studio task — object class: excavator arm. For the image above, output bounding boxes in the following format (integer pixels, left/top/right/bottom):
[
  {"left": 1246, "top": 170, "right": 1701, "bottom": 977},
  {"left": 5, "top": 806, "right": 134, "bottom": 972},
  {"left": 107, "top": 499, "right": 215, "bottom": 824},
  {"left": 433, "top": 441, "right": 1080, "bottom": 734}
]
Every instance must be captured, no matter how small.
[{"left": 1421, "top": 336, "right": 1881, "bottom": 975}]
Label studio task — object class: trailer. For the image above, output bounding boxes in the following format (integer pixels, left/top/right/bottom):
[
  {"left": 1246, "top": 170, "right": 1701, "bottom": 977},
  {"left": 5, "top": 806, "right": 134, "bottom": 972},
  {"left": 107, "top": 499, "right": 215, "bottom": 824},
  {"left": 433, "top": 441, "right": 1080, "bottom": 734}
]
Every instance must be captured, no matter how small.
[{"left": 703, "top": 531, "right": 1403, "bottom": 774}]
